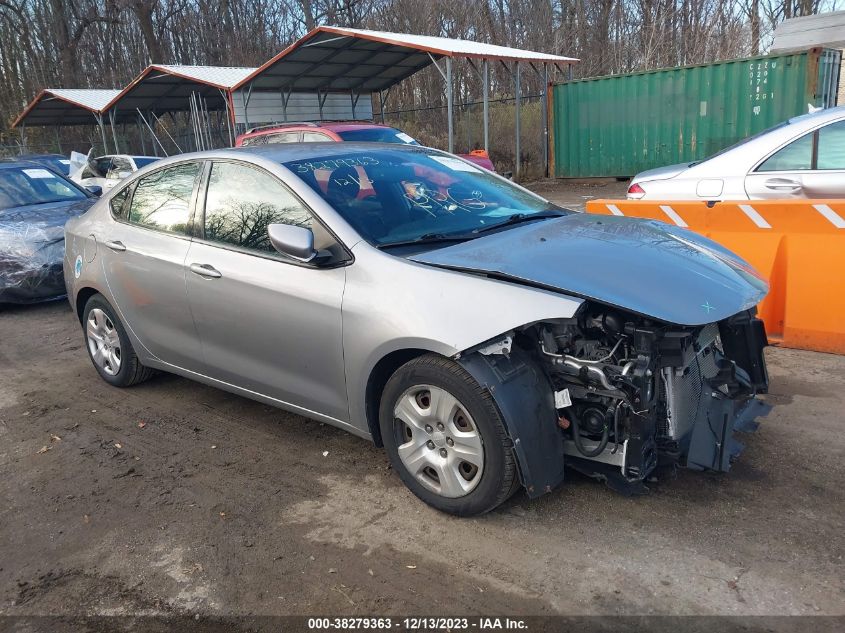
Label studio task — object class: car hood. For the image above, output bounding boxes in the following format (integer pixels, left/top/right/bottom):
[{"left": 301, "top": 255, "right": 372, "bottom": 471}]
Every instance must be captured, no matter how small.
[
  {"left": 0, "top": 198, "right": 94, "bottom": 227},
  {"left": 633, "top": 162, "right": 690, "bottom": 182},
  {"left": 409, "top": 214, "right": 768, "bottom": 326}
]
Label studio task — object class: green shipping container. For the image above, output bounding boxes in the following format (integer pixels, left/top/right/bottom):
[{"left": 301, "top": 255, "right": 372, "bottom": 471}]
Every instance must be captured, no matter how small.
[{"left": 551, "top": 48, "right": 842, "bottom": 178}]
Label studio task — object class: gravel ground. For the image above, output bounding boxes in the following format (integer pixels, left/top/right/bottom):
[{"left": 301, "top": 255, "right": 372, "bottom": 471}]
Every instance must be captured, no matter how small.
[{"left": 0, "top": 181, "right": 842, "bottom": 622}]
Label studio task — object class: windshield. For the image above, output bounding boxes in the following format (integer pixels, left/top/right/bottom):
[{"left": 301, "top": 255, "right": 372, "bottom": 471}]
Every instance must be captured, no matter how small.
[
  {"left": 132, "top": 157, "right": 159, "bottom": 168},
  {"left": 0, "top": 167, "right": 86, "bottom": 210},
  {"left": 284, "top": 148, "right": 565, "bottom": 246},
  {"left": 336, "top": 128, "right": 419, "bottom": 145}
]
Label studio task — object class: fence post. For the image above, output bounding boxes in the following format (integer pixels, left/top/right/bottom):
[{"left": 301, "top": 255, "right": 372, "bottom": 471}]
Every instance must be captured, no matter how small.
[
  {"left": 483, "top": 58, "right": 489, "bottom": 155},
  {"left": 515, "top": 62, "right": 521, "bottom": 179},
  {"left": 542, "top": 63, "right": 549, "bottom": 178},
  {"left": 446, "top": 57, "right": 454, "bottom": 153}
]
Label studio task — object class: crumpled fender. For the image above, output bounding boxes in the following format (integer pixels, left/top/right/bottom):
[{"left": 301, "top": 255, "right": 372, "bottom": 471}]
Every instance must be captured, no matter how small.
[{"left": 458, "top": 345, "right": 564, "bottom": 498}]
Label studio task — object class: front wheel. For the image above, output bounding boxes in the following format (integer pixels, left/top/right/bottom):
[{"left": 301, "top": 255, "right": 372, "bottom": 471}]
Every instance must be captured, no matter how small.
[{"left": 379, "top": 354, "right": 519, "bottom": 516}]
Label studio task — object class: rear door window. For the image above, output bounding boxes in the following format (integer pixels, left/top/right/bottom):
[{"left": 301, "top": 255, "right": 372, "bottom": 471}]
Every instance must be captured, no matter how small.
[
  {"left": 127, "top": 162, "right": 201, "bottom": 235},
  {"left": 816, "top": 120, "right": 845, "bottom": 170},
  {"left": 266, "top": 132, "right": 302, "bottom": 144},
  {"left": 757, "top": 132, "right": 813, "bottom": 171},
  {"left": 302, "top": 132, "right": 332, "bottom": 142},
  {"left": 240, "top": 135, "right": 266, "bottom": 147}
]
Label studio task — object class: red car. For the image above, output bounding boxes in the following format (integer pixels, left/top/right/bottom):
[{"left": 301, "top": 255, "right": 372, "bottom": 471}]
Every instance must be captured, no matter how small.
[{"left": 234, "top": 121, "right": 495, "bottom": 171}]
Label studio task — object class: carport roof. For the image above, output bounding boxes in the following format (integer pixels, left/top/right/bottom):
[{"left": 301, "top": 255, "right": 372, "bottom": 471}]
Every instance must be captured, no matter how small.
[
  {"left": 12, "top": 89, "right": 122, "bottom": 128},
  {"left": 102, "top": 64, "right": 256, "bottom": 116},
  {"left": 234, "top": 26, "right": 578, "bottom": 93}
]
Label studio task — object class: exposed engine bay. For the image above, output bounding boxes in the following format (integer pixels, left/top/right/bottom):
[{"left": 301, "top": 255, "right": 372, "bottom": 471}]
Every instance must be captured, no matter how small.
[{"left": 464, "top": 301, "right": 770, "bottom": 494}]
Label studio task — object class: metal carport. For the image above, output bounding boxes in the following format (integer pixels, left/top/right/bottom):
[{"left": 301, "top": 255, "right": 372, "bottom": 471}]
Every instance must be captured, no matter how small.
[
  {"left": 233, "top": 26, "right": 578, "bottom": 177},
  {"left": 12, "top": 89, "right": 121, "bottom": 153},
  {"left": 101, "top": 65, "right": 256, "bottom": 152}
]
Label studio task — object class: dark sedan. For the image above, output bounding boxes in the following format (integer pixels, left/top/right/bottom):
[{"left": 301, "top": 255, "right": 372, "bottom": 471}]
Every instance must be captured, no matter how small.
[
  {"left": 17, "top": 153, "right": 72, "bottom": 176},
  {"left": 0, "top": 160, "right": 95, "bottom": 303}
]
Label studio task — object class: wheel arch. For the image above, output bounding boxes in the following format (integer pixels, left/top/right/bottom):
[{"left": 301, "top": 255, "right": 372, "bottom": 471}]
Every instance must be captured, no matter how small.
[
  {"left": 75, "top": 286, "right": 102, "bottom": 323},
  {"left": 364, "top": 347, "right": 433, "bottom": 447}
]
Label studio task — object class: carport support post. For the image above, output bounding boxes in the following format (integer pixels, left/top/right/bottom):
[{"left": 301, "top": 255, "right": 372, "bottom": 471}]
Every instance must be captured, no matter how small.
[
  {"left": 446, "top": 57, "right": 454, "bottom": 153},
  {"left": 96, "top": 114, "right": 109, "bottom": 155},
  {"left": 221, "top": 89, "right": 235, "bottom": 146},
  {"left": 483, "top": 59, "right": 489, "bottom": 155},
  {"left": 109, "top": 110, "right": 120, "bottom": 154},
  {"left": 542, "top": 63, "right": 549, "bottom": 178},
  {"left": 148, "top": 111, "right": 158, "bottom": 157},
  {"left": 515, "top": 61, "right": 521, "bottom": 179},
  {"left": 20, "top": 122, "right": 26, "bottom": 153},
  {"left": 137, "top": 115, "right": 147, "bottom": 155}
]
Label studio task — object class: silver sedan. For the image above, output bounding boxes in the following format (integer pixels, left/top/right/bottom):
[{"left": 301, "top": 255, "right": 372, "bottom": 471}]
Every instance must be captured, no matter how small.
[
  {"left": 628, "top": 105, "right": 845, "bottom": 200},
  {"left": 65, "top": 143, "right": 771, "bottom": 515}
]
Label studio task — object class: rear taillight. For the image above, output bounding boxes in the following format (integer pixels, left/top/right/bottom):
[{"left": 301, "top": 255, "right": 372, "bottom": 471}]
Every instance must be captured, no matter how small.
[{"left": 627, "top": 182, "right": 645, "bottom": 199}]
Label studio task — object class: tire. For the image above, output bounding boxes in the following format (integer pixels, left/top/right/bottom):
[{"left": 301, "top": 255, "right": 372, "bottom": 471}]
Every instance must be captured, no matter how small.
[
  {"left": 82, "top": 294, "right": 154, "bottom": 387},
  {"left": 379, "top": 354, "right": 519, "bottom": 516}
]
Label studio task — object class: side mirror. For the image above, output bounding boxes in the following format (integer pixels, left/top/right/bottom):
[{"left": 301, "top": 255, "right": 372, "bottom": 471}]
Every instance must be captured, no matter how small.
[
  {"left": 268, "top": 224, "right": 316, "bottom": 262},
  {"left": 86, "top": 185, "right": 103, "bottom": 197}
]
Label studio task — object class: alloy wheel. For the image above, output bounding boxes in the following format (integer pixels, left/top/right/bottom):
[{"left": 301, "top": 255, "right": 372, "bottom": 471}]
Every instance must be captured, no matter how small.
[{"left": 86, "top": 308, "right": 122, "bottom": 376}]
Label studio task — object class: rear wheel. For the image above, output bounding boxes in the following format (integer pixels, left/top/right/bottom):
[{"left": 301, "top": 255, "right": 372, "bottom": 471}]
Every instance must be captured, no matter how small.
[
  {"left": 83, "top": 294, "right": 154, "bottom": 387},
  {"left": 379, "top": 354, "right": 518, "bottom": 516}
]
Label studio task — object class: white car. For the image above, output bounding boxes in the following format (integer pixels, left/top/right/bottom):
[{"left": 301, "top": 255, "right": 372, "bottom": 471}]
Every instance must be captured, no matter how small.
[
  {"left": 70, "top": 154, "right": 159, "bottom": 193},
  {"left": 628, "top": 105, "right": 845, "bottom": 200}
]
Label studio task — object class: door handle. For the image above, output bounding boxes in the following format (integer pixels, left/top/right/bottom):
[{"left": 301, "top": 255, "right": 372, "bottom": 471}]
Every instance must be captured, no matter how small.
[
  {"left": 189, "top": 263, "right": 222, "bottom": 279},
  {"left": 104, "top": 240, "right": 126, "bottom": 252},
  {"left": 764, "top": 178, "right": 801, "bottom": 190}
]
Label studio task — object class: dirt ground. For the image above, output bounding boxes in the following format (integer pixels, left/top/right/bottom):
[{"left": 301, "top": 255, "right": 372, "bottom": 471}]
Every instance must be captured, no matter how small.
[
  {"left": 527, "top": 178, "right": 629, "bottom": 211},
  {"left": 1, "top": 181, "right": 843, "bottom": 622}
]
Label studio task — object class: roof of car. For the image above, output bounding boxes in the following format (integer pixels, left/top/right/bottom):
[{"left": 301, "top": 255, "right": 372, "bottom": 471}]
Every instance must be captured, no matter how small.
[
  {"left": 0, "top": 158, "right": 46, "bottom": 169},
  {"left": 96, "top": 154, "right": 159, "bottom": 160},
  {"left": 142, "top": 142, "right": 438, "bottom": 171},
  {"left": 16, "top": 153, "right": 68, "bottom": 160},
  {"left": 788, "top": 104, "right": 845, "bottom": 125},
  {"left": 320, "top": 122, "right": 394, "bottom": 132},
  {"left": 242, "top": 121, "right": 393, "bottom": 135},
  {"left": 232, "top": 141, "right": 433, "bottom": 159}
]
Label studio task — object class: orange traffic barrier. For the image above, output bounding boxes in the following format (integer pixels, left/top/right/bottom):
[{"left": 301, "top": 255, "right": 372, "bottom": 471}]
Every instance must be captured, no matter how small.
[{"left": 586, "top": 199, "right": 845, "bottom": 355}]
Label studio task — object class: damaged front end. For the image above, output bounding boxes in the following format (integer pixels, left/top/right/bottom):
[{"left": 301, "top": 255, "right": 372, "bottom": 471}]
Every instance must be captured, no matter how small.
[{"left": 458, "top": 302, "right": 771, "bottom": 496}]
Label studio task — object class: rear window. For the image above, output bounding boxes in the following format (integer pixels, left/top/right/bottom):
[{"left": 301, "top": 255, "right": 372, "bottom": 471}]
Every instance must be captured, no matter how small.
[
  {"left": 336, "top": 128, "right": 419, "bottom": 144},
  {"left": 0, "top": 167, "right": 86, "bottom": 210}
]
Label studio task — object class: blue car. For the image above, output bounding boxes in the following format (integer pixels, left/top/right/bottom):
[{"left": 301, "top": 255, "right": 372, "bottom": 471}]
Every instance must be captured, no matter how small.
[
  {"left": 17, "top": 153, "right": 72, "bottom": 176},
  {"left": 0, "top": 159, "right": 95, "bottom": 303}
]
